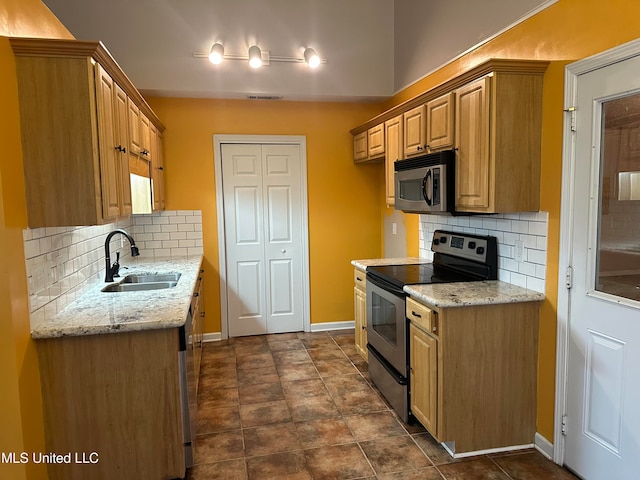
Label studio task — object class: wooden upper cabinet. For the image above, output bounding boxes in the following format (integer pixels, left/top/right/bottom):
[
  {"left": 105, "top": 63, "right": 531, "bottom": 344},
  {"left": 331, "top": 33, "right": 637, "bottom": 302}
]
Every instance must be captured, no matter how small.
[
  {"left": 10, "top": 38, "right": 165, "bottom": 228},
  {"left": 384, "top": 115, "right": 403, "bottom": 206},
  {"left": 353, "top": 131, "right": 368, "bottom": 162},
  {"left": 455, "top": 77, "right": 491, "bottom": 211},
  {"left": 114, "top": 83, "right": 132, "bottom": 216},
  {"left": 128, "top": 100, "right": 142, "bottom": 157},
  {"left": 95, "top": 64, "right": 121, "bottom": 221},
  {"left": 454, "top": 72, "right": 543, "bottom": 213},
  {"left": 367, "top": 124, "right": 385, "bottom": 158},
  {"left": 349, "top": 59, "right": 547, "bottom": 215},
  {"left": 151, "top": 127, "right": 166, "bottom": 211},
  {"left": 426, "top": 92, "right": 454, "bottom": 151},
  {"left": 140, "top": 113, "right": 152, "bottom": 161},
  {"left": 403, "top": 105, "right": 427, "bottom": 157}
]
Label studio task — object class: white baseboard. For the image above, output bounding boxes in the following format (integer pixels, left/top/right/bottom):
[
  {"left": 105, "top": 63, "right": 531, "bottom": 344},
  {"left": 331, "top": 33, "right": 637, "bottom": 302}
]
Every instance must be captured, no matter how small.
[
  {"left": 310, "top": 321, "right": 355, "bottom": 332},
  {"left": 534, "top": 432, "right": 554, "bottom": 460},
  {"left": 203, "top": 332, "right": 222, "bottom": 342}
]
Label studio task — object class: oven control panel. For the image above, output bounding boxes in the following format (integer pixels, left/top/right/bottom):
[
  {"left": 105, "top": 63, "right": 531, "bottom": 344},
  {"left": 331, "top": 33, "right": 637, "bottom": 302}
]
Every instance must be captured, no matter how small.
[{"left": 431, "top": 229, "right": 495, "bottom": 264}]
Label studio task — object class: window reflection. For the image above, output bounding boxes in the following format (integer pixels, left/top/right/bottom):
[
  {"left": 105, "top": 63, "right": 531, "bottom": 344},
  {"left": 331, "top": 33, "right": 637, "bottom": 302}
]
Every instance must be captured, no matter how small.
[{"left": 597, "top": 93, "right": 640, "bottom": 302}]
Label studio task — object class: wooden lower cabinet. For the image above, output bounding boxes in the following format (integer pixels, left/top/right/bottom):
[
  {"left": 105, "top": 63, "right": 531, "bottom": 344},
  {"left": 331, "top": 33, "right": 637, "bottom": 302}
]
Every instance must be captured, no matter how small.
[
  {"left": 354, "top": 268, "right": 368, "bottom": 361},
  {"left": 408, "top": 297, "right": 539, "bottom": 455},
  {"left": 409, "top": 322, "right": 437, "bottom": 434},
  {"left": 37, "top": 328, "right": 185, "bottom": 480}
]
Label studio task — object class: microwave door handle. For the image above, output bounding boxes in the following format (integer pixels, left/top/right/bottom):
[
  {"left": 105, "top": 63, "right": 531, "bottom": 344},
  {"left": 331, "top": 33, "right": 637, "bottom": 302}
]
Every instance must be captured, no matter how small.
[{"left": 422, "top": 169, "right": 432, "bottom": 206}]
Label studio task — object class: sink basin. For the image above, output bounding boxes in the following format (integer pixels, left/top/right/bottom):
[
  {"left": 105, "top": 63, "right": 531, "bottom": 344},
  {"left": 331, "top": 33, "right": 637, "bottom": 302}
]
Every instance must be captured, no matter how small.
[
  {"left": 101, "top": 281, "right": 178, "bottom": 293},
  {"left": 122, "top": 273, "right": 182, "bottom": 284}
]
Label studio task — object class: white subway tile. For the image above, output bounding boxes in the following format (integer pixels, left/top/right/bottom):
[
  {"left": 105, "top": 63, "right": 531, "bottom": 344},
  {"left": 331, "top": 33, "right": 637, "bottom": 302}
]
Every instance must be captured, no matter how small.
[
  {"left": 169, "top": 215, "right": 186, "bottom": 224},
  {"left": 162, "top": 240, "right": 179, "bottom": 248},
  {"left": 511, "top": 220, "right": 529, "bottom": 234},
  {"left": 498, "top": 269, "right": 511, "bottom": 282},
  {"left": 527, "top": 249, "right": 547, "bottom": 265},
  {"left": 482, "top": 218, "right": 497, "bottom": 230},
  {"left": 188, "top": 247, "right": 204, "bottom": 256},
  {"left": 528, "top": 221, "right": 547, "bottom": 236},
  {"left": 170, "top": 231, "right": 187, "bottom": 241},
  {"left": 500, "top": 257, "right": 518, "bottom": 272},
  {"left": 518, "top": 212, "right": 539, "bottom": 222},
  {"left": 518, "top": 261, "right": 537, "bottom": 277},
  {"left": 24, "top": 239, "right": 41, "bottom": 259},
  {"left": 521, "top": 235, "right": 538, "bottom": 249},
  {"left": 526, "top": 276, "right": 545, "bottom": 293},
  {"left": 185, "top": 215, "right": 201, "bottom": 224},
  {"left": 152, "top": 215, "right": 170, "bottom": 225},
  {"left": 135, "top": 216, "right": 153, "bottom": 225},
  {"left": 160, "top": 224, "right": 178, "bottom": 233},
  {"left": 152, "top": 232, "right": 171, "bottom": 241},
  {"left": 536, "top": 264, "right": 547, "bottom": 280},
  {"left": 510, "top": 272, "right": 527, "bottom": 288},
  {"left": 536, "top": 236, "right": 548, "bottom": 251},
  {"left": 498, "top": 244, "right": 512, "bottom": 258},
  {"left": 144, "top": 224, "right": 161, "bottom": 234},
  {"left": 154, "top": 248, "right": 171, "bottom": 257},
  {"left": 178, "top": 239, "right": 196, "bottom": 248},
  {"left": 178, "top": 223, "right": 195, "bottom": 232},
  {"left": 170, "top": 247, "right": 188, "bottom": 256}
]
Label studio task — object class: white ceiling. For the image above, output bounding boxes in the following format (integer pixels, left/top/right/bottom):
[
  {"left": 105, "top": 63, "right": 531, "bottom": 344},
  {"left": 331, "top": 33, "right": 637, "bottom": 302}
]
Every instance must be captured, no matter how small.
[{"left": 42, "top": 0, "right": 554, "bottom": 102}]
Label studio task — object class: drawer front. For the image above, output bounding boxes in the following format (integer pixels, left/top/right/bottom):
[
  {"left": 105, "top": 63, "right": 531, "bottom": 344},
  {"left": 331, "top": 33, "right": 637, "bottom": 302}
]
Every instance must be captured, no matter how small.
[
  {"left": 354, "top": 268, "right": 367, "bottom": 291},
  {"left": 407, "top": 297, "right": 437, "bottom": 335}
]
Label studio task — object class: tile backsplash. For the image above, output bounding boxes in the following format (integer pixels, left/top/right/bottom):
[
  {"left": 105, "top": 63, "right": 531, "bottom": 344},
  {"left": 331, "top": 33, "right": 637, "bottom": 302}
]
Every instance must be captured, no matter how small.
[
  {"left": 23, "top": 210, "right": 203, "bottom": 330},
  {"left": 419, "top": 212, "right": 548, "bottom": 293}
]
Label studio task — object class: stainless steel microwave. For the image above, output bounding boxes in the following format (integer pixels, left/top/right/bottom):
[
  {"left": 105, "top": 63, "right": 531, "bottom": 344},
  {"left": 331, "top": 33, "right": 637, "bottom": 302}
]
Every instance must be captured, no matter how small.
[{"left": 394, "top": 150, "right": 455, "bottom": 214}]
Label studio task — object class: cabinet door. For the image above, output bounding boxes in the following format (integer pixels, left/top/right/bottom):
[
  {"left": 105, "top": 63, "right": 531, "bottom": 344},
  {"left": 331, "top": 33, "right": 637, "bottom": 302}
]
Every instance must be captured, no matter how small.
[
  {"left": 455, "top": 76, "right": 491, "bottom": 210},
  {"left": 127, "top": 99, "right": 142, "bottom": 156},
  {"left": 153, "top": 129, "right": 165, "bottom": 210},
  {"left": 354, "top": 285, "right": 368, "bottom": 361},
  {"left": 410, "top": 323, "right": 437, "bottom": 436},
  {"left": 426, "top": 92, "right": 454, "bottom": 151},
  {"left": 353, "top": 131, "right": 368, "bottom": 162},
  {"left": 384, "top": 115, "right": 403, "bottom": 206},
  {"left": 114, "top": 83, "right": 132, "bottom": 216},
  {"left": 367, "top": 124, "right": 385, "bottom": 158},
  {"left": 403, "top": 105, "right": 427, "bottom": 157},
  {"left": 140, "top": 113, "right": 152, "bottom": 160},
  {"left": 95, "top": 64, "right": 121, "bottom": 221}
]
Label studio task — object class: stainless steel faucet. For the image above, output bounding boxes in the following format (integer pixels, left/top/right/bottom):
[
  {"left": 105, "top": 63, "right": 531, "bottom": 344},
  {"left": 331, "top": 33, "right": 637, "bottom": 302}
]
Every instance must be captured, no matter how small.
[{"left": 104, "top": 229, "right": 140, "bottom": 282}]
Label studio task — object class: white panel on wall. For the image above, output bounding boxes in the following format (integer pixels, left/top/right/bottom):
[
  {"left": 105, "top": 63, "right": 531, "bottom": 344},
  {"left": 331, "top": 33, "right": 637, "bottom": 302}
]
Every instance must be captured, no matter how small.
[{"left": 235, "top": 187, "right": 260, "bottom": 244}]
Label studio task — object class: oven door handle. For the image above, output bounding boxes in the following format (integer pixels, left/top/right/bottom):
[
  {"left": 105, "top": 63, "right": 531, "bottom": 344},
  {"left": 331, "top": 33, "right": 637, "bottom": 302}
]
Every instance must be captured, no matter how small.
[
  {"left": 366, "top": 273, "right": 407, "bottom": 297},
  {"left": 367, "top": 344, "right": 408, "bottom": 385}
]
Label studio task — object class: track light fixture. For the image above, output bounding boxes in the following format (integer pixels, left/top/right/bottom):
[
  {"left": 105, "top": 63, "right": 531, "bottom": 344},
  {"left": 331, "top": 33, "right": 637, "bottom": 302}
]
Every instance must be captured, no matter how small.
[
  {"left": 194, "top": 43, "right": 326, "bottom": 68},
  {"left": 304, "top": 47, "right": 320, "bottom": 68},
  {"left": 208, "top": 43, "right": 224, "bottom": 64},
  {"left": 248, "top": 45, "right": 263, "bottom": 68}
]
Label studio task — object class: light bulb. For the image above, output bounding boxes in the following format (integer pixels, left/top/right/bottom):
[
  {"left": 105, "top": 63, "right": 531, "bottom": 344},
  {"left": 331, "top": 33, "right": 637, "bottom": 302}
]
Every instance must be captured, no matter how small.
[
  {"left": 248, "top": 45, "right": 262, "bottom": 68},
  {"left": 208, "top": 43, "right": 224, "bottom": 64},
  {"left": 304, "top": 48, "right": 320, "bottom": 68}
]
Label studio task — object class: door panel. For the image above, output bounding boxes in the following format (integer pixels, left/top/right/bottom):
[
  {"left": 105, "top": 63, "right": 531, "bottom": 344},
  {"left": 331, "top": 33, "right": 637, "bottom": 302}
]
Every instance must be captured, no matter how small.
[
  {"left": 565, "top": 51, "right": 640, "bottom": 479},
  {"left": 222, "top": 143, "right": 304, "bottom": 336}
]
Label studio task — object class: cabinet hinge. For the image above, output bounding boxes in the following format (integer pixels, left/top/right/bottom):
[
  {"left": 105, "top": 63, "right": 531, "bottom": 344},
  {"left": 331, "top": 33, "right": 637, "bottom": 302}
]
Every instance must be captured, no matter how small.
[
  {"left": 564, "top": 106, "right": 576, "bottom": 132},
  {"left": 561, "top": 415, "right": 568, "bottom": 436},
  {"left": 565, "top": 265, "right": 573, "bottom": 289}
]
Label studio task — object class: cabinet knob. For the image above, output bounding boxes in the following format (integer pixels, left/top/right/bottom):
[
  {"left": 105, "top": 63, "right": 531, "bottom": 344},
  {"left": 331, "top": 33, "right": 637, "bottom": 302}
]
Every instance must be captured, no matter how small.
[
  {"left": 281, "top": 249, "right": 287, "bottom": 253},
  {"left": 432, "top": 326, "right": 437, "bottom": 333},
  {"left": 361, "top": 326, "right": 366, "bottom": 330},
  {"left": 157, "top": 166, "right": 164, "bottom": 171},
  {"left": 416, "top": 145, "right": 423, "bottom": 151},
  {"left": 193, "top": 292, "right": 199, "bottom": 297}
]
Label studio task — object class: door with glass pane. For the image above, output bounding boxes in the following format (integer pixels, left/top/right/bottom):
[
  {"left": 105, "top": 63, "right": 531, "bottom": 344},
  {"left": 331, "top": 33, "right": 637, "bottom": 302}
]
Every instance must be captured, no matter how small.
[{"left": 565, "top": 51, "right": 640, "bottom": 479}]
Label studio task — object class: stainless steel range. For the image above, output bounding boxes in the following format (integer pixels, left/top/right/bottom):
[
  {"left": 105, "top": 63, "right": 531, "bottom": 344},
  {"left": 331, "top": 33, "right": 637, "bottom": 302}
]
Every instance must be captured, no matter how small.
[{"left": 366, "top": 230, "right": 498, "bottom": 422}]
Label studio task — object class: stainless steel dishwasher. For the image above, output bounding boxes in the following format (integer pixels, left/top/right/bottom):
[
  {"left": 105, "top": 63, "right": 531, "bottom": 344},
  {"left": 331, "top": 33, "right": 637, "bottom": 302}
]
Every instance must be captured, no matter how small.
[{"left": 178, "top": 306, "right": 195, "bottom": 469}]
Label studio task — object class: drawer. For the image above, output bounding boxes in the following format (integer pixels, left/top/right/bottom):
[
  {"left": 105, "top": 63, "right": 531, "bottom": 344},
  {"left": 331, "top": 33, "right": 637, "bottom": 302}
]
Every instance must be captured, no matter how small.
[
  {"left": 354, "top": 268, "right": 367, "bottom": 291},
  {"left": 407, "top": 297, "right": 437, "bottom": 335}
]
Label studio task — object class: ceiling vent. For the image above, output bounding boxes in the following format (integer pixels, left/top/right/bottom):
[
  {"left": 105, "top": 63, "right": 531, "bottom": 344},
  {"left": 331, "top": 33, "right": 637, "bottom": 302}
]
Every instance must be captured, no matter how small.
[{"left": 247, "top": 95, "right": 282, "bottom": 100}]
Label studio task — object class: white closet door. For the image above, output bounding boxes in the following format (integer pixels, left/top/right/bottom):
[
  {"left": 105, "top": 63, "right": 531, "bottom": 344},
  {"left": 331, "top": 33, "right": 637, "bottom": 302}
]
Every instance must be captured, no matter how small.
[{"left": 222, "top": 143, "right": 304, "bottom": 336}]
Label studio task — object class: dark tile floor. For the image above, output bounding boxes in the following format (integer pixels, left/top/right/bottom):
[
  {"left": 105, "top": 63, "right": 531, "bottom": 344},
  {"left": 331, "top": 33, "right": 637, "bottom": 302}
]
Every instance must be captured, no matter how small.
[{"left": 188, "top": 329, "right": 578, "bottom": 480}]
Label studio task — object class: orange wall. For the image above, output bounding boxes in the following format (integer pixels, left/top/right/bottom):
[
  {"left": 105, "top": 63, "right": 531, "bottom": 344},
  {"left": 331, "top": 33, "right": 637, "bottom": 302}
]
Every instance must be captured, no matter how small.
[
  {"left": 145, "top": 97, "right": 383, "bottom": 333},
  {"left": 0, "top": 1, "right": 72, "bottom": 479},
  {"left": 383, "top": 0, "right": 640, "bottom": 441}
]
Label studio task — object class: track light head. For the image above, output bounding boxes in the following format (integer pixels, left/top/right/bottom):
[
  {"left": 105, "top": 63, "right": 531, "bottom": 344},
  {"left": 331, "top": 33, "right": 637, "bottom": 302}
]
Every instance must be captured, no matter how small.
[
  {"left": 304, "top": 48, "right": 320, "bottom": 68},
  {"left": 248, "top": 45, "right": 262, "bottom": 68},
  {"left": 208, "top": 43, "right": 224, "bottom": 64}
]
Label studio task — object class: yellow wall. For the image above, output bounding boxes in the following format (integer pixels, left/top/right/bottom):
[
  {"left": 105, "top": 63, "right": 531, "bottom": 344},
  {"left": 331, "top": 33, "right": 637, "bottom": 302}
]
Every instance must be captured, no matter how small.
[
  {"left": 0, "top": 1, "right": 72, "bottom": 479},
  {"left": 145, "top": 97, "right": 384, "bottom": 333},
  {"left": 383, "top": 0, "right": 640, "bottom": 441}
]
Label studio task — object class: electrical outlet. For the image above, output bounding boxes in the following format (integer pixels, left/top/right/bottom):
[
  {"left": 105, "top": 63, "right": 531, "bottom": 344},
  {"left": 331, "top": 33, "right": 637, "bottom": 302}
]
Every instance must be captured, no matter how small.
[
  {"left": 392, "top": 222, "right": 397, "bottom": 235},
  {"left": 515, "top": 240, "right": 525, "bottom": 263}
]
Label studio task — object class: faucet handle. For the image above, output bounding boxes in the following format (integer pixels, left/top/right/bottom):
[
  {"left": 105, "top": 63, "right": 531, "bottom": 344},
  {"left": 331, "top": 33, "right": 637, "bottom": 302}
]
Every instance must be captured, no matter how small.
[{"left": 112, "top": 252, "right": 121, "bottom": 278}]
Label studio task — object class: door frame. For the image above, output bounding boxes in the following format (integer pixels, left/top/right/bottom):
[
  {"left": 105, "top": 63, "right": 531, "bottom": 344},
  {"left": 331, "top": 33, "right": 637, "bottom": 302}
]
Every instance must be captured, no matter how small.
[
  {"left": 555, "top": 37, "right": 640, "bottom": 465},
  {"left": 213, "top": 134, "right": 311, "bottom": 339}
]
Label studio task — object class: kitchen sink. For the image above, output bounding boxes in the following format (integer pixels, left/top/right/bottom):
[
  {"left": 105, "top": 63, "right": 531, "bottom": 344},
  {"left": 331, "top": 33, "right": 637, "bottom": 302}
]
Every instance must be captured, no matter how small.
[
  {"left": 101, "top": 273, "right": 181, "bottom": 292},
  {"left": 122, "top": 273, "right": 182, "bottom": 284}
]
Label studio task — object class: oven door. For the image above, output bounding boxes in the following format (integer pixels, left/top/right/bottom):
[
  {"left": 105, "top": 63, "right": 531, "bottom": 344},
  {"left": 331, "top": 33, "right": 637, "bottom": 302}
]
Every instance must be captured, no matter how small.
[{"left": 366, "top": 274, "right": 408, "bottom": 376}]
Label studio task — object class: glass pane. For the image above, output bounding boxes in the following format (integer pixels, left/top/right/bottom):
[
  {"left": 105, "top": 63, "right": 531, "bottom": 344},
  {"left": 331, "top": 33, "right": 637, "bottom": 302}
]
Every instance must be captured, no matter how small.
[
  {"left": 596, "top": 93, "right": 640, "bottom": 301},
  {"left": 371, "top": 292, "right": 397, "bottom": 346},
  {"left": 399, "top": 178, "right": 424, "bottom": 201}
]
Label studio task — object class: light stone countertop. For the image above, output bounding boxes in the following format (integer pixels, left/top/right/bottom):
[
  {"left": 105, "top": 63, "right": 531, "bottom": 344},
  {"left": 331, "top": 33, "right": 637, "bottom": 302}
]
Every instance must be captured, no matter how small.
[
  {"left": 351, "top": 257, "right": 428, "bottom": 272},
  {"left": 31, "top": 255, "right": 203, "bottom": 339},
  {"left": 404, "top": 281, "right": 545, "bottom": 308}
]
